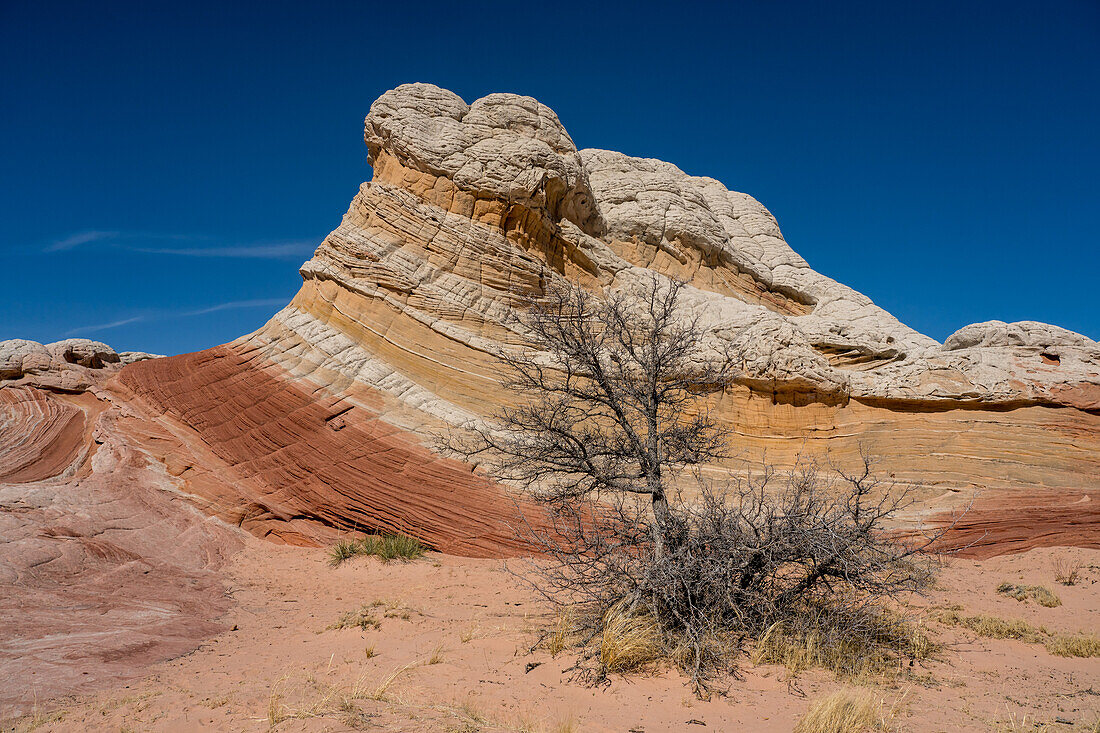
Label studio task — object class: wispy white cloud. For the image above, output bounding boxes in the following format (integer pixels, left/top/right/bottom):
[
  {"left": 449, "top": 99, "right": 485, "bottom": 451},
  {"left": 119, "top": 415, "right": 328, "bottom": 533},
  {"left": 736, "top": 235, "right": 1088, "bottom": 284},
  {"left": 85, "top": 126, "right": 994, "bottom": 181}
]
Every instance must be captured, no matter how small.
[
  {"left": 44, "top": 231, "right": 316, "bottom": 259},
  {"left": 132, "top": 241, "right": 314, "bottom": 259},
  {"left": 61, "top": 299, "right": 288, "bottom": 339},
  {"left": 181, "top": 298, "right": 289, "bottom": 316},
  {"left": 62, "top": 316, "right": 145, "bottom": 336},
  {"left": 46, "top": 230, "right": 121, "bottom": 252}
]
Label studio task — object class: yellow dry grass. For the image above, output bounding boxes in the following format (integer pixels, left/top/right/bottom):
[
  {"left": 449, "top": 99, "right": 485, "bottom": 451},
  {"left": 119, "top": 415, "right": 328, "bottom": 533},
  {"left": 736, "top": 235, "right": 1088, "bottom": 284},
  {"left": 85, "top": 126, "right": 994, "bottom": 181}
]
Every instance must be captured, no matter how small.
[
  {"left": 1044, "top": 633, "right": 1100, "bottom": 658},
  {"left": 937, "top": 610, "right": 1099, "bottom": 658},
  {"left": 543, "top": 608, "right": 572, "bottom": 656},
  {"left": 793, "top": 689, "right": 882, "bottom": 733},
  {"left": 996, "top": 582, "right": 1061, "bottom": 608},
  {"left": 935, "top": 611, "right": 1045, "bottom": 642},
  {"left": 599, "top": 601, "right": 662, "bottom": 673},
  {"left": 753, "top": 614, "right": 935, "bottom": 679},
  {"left": 325, "top": 606, "right": 381, "bottom": 631}
]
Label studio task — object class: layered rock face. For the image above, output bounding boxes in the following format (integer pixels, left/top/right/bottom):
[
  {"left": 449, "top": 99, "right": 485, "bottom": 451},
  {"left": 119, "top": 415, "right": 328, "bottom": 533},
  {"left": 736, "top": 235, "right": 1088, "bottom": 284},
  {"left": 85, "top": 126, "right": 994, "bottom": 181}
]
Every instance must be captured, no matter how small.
[
  {"left": 3, "top": 84, "right": 1099, "bottom": 567},
  {"left": 10, "top": 83, "right": 1096, "bottom": 714},
  {"left": 232, "top": 83, "right": 1098, "bottom": 551}
]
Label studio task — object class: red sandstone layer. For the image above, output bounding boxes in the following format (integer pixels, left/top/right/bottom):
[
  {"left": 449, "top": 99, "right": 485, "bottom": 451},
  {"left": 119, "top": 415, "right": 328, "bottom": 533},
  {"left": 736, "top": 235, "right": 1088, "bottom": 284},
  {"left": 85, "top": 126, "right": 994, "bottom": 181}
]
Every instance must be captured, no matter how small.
[
  {"left": 114, "top": 344, "right": 543, "bottom": 558},
  {"left": 932, "top": 490, "right": 1099, "bottom": 559},
  {"left": 0, "top": 387, "right": 87, "bottom": 483}
]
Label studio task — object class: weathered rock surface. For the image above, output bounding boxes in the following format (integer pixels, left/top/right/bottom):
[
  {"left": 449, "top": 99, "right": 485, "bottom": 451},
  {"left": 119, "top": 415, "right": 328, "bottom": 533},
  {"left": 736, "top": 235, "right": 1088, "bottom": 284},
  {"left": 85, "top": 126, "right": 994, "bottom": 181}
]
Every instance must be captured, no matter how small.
[
  {"left": 4, "top": 81, "right": 1099, "bottom": 567},
  {"left": 0, "top": 338, "right": 158, "bottom": 392},
  {"left": 2, "top": 83, "right": 1098, "bottom": 710},
  {"left": 0, "top": 383, "right": 240, "bottom": 717}
]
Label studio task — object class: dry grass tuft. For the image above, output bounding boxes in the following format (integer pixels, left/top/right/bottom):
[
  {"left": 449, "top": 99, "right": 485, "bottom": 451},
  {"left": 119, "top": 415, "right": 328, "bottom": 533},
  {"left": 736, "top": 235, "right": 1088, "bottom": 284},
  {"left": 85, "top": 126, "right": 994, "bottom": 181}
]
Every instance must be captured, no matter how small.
[
  {"left": 935, "top": 611, "right": 1045, "bottom": 642},
  {"left": 460, "top": 623, "right": 479, "bottom": 643},
  {"left": 13, "top": 704, "right": 68, "bottom": 733},
  {"left": 939, "top": 610, "right": 1099, "bottom": 658},
  {"left": 998, "top": 708, "right": 1050, "bottom": 732},
  {"left": 428, "top": 644, "right": 446, "bottom": 665},
  {"left": 1044, "top": 633, "right": 1100, "bottom": 658},
  {"left": 598, "top": 602, "right": 662, "bottom": 673},
  {"left": 1051, "top": 557, "right": 1083, "bottom": 586},
  {"left": 548, "top": 713, "right": 579, "bottom": 733},
  {"left": 365, "top": 597, "right": 418, "bottom": 621},
  {"left": 753, "top": 611, "right": 935, "bottom": 679},
  {"left": 995, "top": 582, "right": 1061, "bottom": 607},
  {"left": 450, "top": 697, "right": 580, "bottom": 733},
  {"left": 350, "top": 662, "right": 419, "bottom": 702},
  {"left": 326, "top": 607, "right": 381, "bottom": 632},
  {"left": 543, "top": 608, "right": 573, "bottom": 656},
  {"left": 794, "top": 688, "right": 882, "bottom": 733}
]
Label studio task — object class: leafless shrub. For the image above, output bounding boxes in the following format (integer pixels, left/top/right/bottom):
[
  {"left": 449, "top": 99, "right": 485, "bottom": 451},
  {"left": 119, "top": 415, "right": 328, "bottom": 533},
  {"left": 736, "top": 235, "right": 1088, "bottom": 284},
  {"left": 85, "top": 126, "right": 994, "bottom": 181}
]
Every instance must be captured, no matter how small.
[
  {"left": 448, "top": 274, "right": 734, "bottom": 556},
  {"left": 517, "top": 457, "right": 943, "bottom": 695},
  {"left": 1051, "top": 556, "right": 1082, "bottom": 586},
  {"left": 451, "top": 274, "right": 947, "bottom": 697}
]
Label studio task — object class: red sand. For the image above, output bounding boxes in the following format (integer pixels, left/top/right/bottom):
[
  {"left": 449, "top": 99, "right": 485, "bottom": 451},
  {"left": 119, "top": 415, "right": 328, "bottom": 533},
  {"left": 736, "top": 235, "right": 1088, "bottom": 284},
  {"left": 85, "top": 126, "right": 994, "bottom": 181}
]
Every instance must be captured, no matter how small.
[{"left": 7, "top": 539, "right": 1097, "bottom": 732}]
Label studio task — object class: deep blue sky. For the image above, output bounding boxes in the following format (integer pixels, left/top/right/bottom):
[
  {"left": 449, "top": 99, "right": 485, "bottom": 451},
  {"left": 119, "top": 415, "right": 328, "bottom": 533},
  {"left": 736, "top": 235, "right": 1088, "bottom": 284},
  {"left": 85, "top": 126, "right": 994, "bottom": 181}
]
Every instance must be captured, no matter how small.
[{"left": 2, "top": 1, "right": 1097, "bottom": 355}]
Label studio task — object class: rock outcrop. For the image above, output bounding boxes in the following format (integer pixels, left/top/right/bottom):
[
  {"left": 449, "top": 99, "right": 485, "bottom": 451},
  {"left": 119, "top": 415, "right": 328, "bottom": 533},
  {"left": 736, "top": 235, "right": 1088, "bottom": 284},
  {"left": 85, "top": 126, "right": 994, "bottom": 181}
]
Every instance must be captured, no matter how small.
[
  {"left": 3, "top": 83, "right": 1098, "bottom": 562},
  {"left": 3, "top": 84, "right": 1097, "bottom": 709}
]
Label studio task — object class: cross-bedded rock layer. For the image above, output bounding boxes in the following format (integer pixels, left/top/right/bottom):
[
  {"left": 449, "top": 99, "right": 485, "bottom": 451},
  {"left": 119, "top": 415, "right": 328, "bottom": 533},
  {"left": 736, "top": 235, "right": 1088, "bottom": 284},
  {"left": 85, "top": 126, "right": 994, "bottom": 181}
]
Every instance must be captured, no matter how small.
[
  {"left": 3, "top": 83, "right": 1099, "bottom": 566},
  {"left": 2, "top": 85, "right": 1097, "bottom": 710}
]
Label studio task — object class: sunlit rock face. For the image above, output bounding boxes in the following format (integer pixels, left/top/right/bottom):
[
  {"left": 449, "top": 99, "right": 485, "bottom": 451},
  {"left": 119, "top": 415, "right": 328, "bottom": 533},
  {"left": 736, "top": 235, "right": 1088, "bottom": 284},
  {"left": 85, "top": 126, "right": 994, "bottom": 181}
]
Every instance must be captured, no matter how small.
[{"left": 3, "top": 83, "right": 1098, "bottom": 569}]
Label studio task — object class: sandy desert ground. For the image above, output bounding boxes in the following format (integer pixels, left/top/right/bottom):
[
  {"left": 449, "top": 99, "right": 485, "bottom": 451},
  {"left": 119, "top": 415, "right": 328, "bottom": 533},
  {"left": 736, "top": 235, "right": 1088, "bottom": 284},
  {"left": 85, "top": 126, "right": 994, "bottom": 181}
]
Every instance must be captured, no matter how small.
[{"left": 5, "top": 536, "right": 1097, "bottom": 733}]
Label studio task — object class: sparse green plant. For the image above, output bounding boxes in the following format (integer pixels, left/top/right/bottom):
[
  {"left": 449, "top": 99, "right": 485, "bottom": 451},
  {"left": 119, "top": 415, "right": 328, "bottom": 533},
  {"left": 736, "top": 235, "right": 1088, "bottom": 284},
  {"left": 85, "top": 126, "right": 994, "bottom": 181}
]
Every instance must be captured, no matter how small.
[
  {"left": 364, "top": 533, "right": 427, "bottom": 562},
  {"left": 996, "top": 582, "right": 1061, "bottom": 607},
  {"left": 328, "top": 539, "right": 363, "bottom": 567},
  {"left": 327, "top": 533, "right": 427, "bottom": 567}
]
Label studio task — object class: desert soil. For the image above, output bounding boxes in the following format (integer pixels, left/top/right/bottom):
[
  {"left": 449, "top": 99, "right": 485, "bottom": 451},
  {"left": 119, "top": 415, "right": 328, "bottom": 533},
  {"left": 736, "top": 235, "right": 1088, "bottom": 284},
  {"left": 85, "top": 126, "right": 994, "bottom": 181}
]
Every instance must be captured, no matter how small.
[{"left": 5, "top": 539, "right": 1098, "bottom": 733}]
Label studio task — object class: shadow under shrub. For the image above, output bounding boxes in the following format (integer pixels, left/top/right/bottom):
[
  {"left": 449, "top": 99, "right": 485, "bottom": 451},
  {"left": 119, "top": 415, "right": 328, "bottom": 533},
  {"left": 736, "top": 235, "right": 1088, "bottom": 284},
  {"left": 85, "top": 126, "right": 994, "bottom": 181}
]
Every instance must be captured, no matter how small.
[{"left": 522, "top": 459, "right": 944, "bottom": 697}]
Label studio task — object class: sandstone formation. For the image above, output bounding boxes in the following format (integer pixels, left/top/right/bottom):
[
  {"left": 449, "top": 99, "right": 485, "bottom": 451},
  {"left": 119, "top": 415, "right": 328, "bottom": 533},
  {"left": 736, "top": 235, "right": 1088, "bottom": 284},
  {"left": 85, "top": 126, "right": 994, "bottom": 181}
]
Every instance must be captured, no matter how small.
[
  {"left": 3, "top": 82, "right": 1099, "bottom": 563},
  {"left": 238, "top": 83, "right": 1098, "bottom": 550},
  {"left": 0, "top": 381, "right": 239, "bottom": 717},
  {"left": 3, "top": 84, "right": 1098, "bottom": 710}
]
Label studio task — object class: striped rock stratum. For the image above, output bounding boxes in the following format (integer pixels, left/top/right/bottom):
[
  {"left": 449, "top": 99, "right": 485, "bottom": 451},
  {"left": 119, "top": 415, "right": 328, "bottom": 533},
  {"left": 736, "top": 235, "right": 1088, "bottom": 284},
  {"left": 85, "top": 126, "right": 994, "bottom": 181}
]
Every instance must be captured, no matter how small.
[{"left": 1, "top": 83, "right": 1098, "bottom": 714}]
